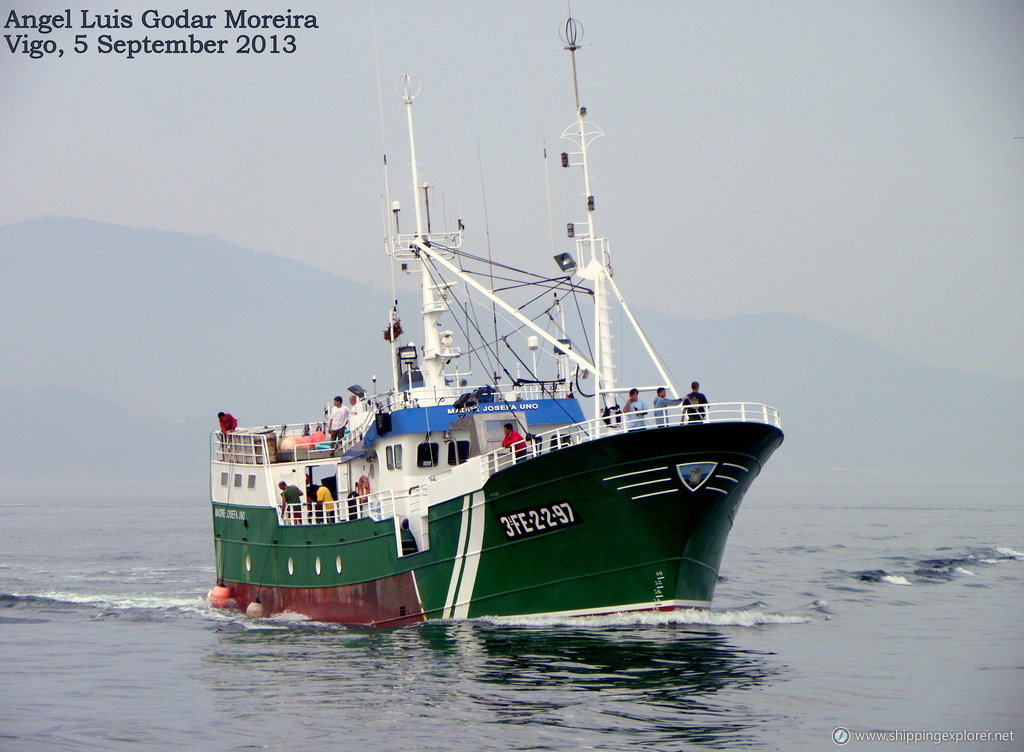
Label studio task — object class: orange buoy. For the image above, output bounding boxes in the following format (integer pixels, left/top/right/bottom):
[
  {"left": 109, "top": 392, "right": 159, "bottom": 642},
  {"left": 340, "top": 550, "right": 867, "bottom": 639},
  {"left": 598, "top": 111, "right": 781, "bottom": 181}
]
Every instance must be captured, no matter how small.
[
  {"left": 207, "top": 585, "right": 233, "bottom": 608},
  {"left": 279, "top": 436, "right": 298, "bottom": 450},
  {"left": 310, "top": 429, "right": 326, "bottom": 443}
]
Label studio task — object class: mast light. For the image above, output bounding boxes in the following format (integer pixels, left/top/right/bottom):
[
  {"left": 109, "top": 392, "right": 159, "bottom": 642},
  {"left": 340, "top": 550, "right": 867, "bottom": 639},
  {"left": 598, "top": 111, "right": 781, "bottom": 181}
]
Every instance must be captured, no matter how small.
[{"left": 554, "top": 252, "right": 577, "bottom": 273}]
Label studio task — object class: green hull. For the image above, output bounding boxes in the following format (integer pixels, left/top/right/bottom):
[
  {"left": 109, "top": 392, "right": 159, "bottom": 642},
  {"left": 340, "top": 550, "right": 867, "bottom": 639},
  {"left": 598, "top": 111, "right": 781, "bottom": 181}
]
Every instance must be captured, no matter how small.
[{"left": 211, "top": 422, "right": 782, "bottom": 625}]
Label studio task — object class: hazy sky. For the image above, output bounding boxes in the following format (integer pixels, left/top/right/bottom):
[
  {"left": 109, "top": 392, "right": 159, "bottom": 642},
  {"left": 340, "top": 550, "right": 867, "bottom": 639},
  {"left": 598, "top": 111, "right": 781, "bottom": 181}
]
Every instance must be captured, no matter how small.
[{"left": 3, "top": 1, "right": 1022, "bottom": 379}]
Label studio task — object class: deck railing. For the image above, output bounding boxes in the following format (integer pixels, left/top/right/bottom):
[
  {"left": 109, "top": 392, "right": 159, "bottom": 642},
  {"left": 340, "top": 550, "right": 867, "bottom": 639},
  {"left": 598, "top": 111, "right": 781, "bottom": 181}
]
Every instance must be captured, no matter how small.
[
  {"left": 277, "top": 486, "right": 397, "bottom": 526},
  {"left": 215, "top": 401, "right": 779, "bottom": 526},
  {"left": 211, "top": 411, "right": 374, "bottom": 465},
  {"left": 482, "top": 401, "right": 781, "bottom": 477},
  {"left": 275, "top": 485, "right": 435, "bottom": 530}
]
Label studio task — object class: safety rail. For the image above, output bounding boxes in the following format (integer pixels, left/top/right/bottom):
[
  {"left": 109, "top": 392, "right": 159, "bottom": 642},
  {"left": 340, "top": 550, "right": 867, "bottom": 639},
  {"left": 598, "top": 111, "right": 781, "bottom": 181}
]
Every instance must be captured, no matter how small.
[
  {"left": 211, "top": 411, "right": 375, "bottom": 465},
  {"left": 277, "top": 486, "right": 426, "bottom": 527},
  {"left": 482, "top": 401, "right": 781, "bottom": 477}
]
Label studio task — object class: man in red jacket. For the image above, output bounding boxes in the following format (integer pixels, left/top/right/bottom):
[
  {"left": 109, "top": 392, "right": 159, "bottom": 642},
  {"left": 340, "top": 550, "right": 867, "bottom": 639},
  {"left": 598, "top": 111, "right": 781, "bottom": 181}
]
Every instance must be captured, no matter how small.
[{"left": 501, "top": 423, "right": 527, "bottom": 458}]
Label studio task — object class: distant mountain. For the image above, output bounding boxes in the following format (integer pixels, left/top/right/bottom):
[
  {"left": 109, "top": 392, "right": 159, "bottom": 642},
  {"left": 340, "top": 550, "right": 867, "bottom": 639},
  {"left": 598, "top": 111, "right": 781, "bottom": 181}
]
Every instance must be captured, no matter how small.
[
  {"left": 645, "top": 312, "right": 1024, "bottom": 488},
  {"left": 0, "top": 217, "right": 387, "bottom": 425},
  {"left": 1, "top": 218, "right": 1020, "bottom": 489}
]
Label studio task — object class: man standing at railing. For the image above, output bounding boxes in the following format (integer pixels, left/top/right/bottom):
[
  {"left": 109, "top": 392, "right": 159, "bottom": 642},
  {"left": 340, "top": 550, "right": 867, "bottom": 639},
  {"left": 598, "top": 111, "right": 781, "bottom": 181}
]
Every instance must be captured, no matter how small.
[
  {"left": 328, "top": 395, "right": 351, "bottom": 446},
  {"left": 217, "top": 412, "right": 237, "bottom": 460},
  {"left": 652, "top": 387, "right": 682, "bottom": 427},
  {"left": 278, "top": 481, "right": 303, "bottom": 521},
  {"left": 624, "top": 388, "right": 649, "bottom": 430},
  {"left": 217, "top": 412, "right": 237, "bottom": 434},
  {"left": 502, "top": 423, "right": 527, "bottom": 458},
  {"left": 683, "top": 382, "right": 708, "bottom": 423}
]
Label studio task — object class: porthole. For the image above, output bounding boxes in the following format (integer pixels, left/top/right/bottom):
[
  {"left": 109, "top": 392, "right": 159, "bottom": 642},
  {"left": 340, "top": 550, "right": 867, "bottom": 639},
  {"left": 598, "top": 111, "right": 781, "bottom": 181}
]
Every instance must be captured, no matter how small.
[
  {"left": 245, "top": 554, "right": 251, "bottom": 572},
  {"left": 335, "top": 555, "right": 342, "bottom": 573},
  {"left": 315, "top": 557, "right": 322, "bottom": 575},
  {"left": 287, "top": 557, "right": 294, "bottom": 575}
]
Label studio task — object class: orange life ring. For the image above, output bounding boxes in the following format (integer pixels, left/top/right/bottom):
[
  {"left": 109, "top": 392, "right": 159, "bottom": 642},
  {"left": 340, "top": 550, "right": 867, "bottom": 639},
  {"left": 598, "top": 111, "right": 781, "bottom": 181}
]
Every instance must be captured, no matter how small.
[{"left": 356, "top": 475, "right": 371, "bottom": 502}]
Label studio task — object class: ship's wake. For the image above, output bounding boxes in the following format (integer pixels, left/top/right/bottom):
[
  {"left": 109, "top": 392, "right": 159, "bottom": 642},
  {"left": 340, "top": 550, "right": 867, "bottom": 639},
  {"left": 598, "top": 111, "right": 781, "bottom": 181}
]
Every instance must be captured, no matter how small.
[
  {"left": 0, "top": 589, "right": 214, "bottom": 622},
  {"left": 482, "top": 604, "right": 811, "bottom": 629},
  {"left": 847, "top": 544, "right": 1021, "bottom": 587}
]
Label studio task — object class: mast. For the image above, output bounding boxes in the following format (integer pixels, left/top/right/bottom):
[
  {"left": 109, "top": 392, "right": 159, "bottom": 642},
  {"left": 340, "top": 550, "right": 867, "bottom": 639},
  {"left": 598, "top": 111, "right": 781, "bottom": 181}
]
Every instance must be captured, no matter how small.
[
  {"left": 560, "top": 18, "right": 615, "bottom": 420},
  {"left": 559, "top": 18, "right": 680, "bottom": 416},
  {"left": 399, "top": 74, "right": 447, "bottom": 393}
]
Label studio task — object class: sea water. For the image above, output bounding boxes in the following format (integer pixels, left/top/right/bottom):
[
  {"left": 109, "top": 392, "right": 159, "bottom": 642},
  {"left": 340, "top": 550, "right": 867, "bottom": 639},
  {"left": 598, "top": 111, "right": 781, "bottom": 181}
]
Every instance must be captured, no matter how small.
[{"left": 1, "top": 485, "right": 1020, "bottom": 751}]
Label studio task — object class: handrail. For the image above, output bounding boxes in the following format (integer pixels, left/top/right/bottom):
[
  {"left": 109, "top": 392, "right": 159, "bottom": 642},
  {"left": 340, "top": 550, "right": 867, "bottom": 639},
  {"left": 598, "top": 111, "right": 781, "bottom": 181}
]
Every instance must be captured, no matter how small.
[
  {"left": 210, "top": 410, "right": 375, "bottom": 464},
  {"left": 481, "top": 402, "right": 781, "bottom": 477},
  {"left": 277, "top": 486, "right": 406, "bottom": 526}
]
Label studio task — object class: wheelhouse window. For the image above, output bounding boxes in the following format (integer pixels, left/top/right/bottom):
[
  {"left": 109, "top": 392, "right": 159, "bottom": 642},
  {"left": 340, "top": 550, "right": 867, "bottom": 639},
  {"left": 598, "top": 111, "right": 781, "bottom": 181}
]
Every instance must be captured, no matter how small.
[
  {"left": 447, "top": 440, "right": 471, "bottom": 466},
  {"left": 417, "top": 442, "right": 439, "bottom": 467},
  {"left": 386, "top": 446, "right": 395, "bottom": 470}
]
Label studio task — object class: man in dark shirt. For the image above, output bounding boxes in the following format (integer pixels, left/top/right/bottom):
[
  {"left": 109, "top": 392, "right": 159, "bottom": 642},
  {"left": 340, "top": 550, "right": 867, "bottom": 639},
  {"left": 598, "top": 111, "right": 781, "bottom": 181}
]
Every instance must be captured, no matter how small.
[{"left": 682, "top": 382, "right": 708, "bottom": 423}]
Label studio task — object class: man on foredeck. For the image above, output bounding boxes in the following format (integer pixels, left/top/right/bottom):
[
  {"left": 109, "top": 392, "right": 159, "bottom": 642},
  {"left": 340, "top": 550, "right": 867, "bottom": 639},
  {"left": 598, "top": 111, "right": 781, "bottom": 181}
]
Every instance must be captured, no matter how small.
[
  {"left": 623, "top": 388, "right": 649, "bottom": 430},
  {"left": 683, "top": 382, "right": 708, "bottom": 423}
]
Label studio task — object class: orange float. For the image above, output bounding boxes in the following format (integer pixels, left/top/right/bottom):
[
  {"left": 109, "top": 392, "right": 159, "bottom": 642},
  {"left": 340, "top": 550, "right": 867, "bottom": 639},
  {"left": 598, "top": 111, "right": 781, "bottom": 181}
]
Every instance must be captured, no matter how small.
[
  {"left": 356, "top": 475, "right": 371, "bottom": 501},
  {"left": 207, "top": 585, "right": 233, "bottom": 608}
]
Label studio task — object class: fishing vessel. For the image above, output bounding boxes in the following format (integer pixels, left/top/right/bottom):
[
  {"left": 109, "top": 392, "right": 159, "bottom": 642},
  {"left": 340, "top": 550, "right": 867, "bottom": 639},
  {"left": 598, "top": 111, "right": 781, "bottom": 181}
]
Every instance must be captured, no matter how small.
[{"left": 207, "top": 18, "right": 783, "bottom": 626}]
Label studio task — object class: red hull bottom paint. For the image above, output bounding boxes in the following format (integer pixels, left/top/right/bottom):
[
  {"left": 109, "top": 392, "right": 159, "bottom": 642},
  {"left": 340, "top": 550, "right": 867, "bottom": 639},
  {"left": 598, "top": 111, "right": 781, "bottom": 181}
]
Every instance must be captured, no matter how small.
[
  {"left": 224, "top": 572, "right": 428, "bottom": 627},
  {"left": 214, "top": 581, "right": 709, "bottom": 627}
]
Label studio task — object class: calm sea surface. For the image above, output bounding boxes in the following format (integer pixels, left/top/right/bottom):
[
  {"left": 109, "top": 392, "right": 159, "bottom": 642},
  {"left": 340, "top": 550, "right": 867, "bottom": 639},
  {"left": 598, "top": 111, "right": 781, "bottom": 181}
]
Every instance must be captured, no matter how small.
[{"left": 1, "top": 484, "right": 1021, "bottom": 751}]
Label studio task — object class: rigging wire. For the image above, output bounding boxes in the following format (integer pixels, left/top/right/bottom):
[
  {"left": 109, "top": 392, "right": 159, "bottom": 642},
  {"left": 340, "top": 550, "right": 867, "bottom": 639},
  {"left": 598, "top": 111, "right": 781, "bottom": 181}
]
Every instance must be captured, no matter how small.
[
  {"left": 415, "top": 248, "right": 585, "bottom": 419},
  {"left": 528, "top": 4, "right": 558, "bottom": 261},
  {"left": 371, "top": 0, "right": 400, "bottom": 393},
  {"left": 477, "top": 140, "right": 500, "bottom": 377}
]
